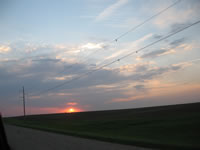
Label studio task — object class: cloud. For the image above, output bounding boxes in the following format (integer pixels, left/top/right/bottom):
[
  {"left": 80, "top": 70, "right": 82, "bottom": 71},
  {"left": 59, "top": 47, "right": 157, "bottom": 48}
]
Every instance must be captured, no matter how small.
[
  {"left": 141, "top": 49, "right": 175, "bottom": 59},
  {"left": 54, "top": 42, "right": 110, "bottom": 65},
  {"left": 1, "top": 40, "right": 199, "bottom": 116},
  {"left": 1, "top": 41, "right": 109, "bottom": 67},
  {"left": 67, "top": 102, "right": 77, "bottom": 106},
  {"left": 169, "top": 22, "right": 191, "bottom": 33},
  {"left": 172, "top": 58, "right": 200, "bottom": 68},
  {"left": 0, "top": 56, "right": 184, "bottom": 102},
  {"left": 154, "top": 10, "right": 192, "bottom": 29},
  {"left": 0, "top": 45, "right": 11, "bottom": 53},
  {"left": 119, "top": 62, "right": 150, "bottom": 76},
  {"left": 0, "top": 40, "right": 192, "bottom": 97},
  {"left": 95, "top": 0, "right": 129, "bottom": 21},
  {"left": 104, "top": 50, "right": 124, "bottom": 61},
  {"left": 153, "top": 1, "right": 200, "bottom": 29},
  {"left": 134, "top": 84, "right": 145, "bottom": 91},
  {"left": 170, "top": 38, "right": 186, "bottom": 47},
  {"left": 54, "top": 75, "right": 75, "bottom": 81},
  {"left": 32, "top": 58, "right": 60, "bottom": 62},
  {"left": 110, "top": 83, "right": 200, "bottom": 103},
  {"left": 102, "top": 33, "right": 153, "bottom": 62},
  {"left": 54, "top": 92, "right": 74, "bottom": 96},
  {"left": 111, "top": 94, "right": 147, "bottom": 103},
  {"left": 152, "top": 34, "right": 163, "bottom": 40},
  {"left": 106, "top": 17, "right": 141, "bottom": 29},
  {"left": 140, "top": 37, "right": 188, "bottom": 59},
  {"left": 0, "top": 59, "right": 195, "bottom": 116},
  {"left": 81, "top": 43, "right": 103, "bottom": 49}
]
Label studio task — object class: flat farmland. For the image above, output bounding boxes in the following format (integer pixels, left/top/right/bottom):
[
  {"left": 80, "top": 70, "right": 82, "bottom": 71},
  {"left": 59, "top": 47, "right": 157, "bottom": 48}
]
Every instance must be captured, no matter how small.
[{"left": 4, "top": 102, "right": 200, "bottom": 149}]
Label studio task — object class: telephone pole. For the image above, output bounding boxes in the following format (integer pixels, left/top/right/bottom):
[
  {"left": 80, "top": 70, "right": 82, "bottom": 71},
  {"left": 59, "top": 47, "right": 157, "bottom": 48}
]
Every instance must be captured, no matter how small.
[{"left": 22, "top": 86, "right": 26, "bottom": 117}]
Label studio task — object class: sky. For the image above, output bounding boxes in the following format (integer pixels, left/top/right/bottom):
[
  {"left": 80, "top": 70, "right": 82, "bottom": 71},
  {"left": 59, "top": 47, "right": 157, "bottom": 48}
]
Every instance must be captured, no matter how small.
[{"left": 0, "top": 0, "right": 200, "bottom": 117}]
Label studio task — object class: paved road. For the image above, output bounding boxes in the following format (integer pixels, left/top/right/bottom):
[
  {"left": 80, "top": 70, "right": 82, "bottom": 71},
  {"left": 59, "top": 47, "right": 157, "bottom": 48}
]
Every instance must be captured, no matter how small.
[{"left": 5, "top": 124, "right": 152, "bottom": 150}]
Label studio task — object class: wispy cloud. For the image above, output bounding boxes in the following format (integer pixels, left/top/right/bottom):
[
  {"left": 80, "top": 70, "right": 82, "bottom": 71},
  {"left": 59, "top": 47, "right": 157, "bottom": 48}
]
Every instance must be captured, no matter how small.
[
  {"left": 110, "top": 83, "right": 200, "bottom": 103},
  {"left": 172, "top": 58, "right": 200, "bottom": 68},
  {"left": 95, "top": 0, "right": 129, "bottom": 21},
  {"left": 153, "top": 1, "right": 200, "bottom": 29},
  {"left": 140, "top": 49, "right": 176, "bottom": 59}
]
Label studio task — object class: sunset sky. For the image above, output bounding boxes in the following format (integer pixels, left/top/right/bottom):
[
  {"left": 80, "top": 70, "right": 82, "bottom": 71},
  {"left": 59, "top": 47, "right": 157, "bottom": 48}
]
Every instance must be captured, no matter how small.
[{"left": 0, "top": 0, "right": 200, "bottom": 117}]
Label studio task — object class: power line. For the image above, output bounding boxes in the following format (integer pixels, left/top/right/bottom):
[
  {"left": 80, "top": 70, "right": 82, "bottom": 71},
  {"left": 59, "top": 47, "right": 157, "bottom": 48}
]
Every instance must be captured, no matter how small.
[
  {"left": 8, "top": 0, "right": 181, "bottom": 85},
  {"left": 51, "top": 0, "right": 181, "bottom": 76},
  {"left": 30, "top": 19, "right": 200, "bottom": 97},
  {"left": 113, "top": 0, "right": 181, "bottom": 42}
]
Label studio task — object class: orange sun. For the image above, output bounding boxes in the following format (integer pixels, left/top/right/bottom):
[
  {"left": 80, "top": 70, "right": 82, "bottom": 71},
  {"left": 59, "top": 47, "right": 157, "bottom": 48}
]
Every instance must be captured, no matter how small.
[
  {"left": 66, "top": 108, "right": 76, "bottom": 113},
  {"left": 63, "top": 107, "right": 82, "bottom": 113},
  {"left": 69, "top": 108, "right": 74, "bottom": 113}
]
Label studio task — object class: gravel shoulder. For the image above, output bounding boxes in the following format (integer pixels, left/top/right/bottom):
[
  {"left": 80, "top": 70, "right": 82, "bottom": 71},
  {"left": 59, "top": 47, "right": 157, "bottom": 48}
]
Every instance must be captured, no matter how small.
[{"left": 5, "top": 124, "right": 152, "bottom": 150}]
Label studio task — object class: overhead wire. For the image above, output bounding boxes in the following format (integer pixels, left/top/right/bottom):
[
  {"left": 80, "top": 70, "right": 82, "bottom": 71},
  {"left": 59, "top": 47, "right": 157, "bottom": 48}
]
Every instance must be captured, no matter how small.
[
  {"left": 30, "top": 19, "right": 200, "bottom": 97},
  {"left": 51, "top": 0, "right": 182, "bottom": 76},
  {"left": 113, "top": 0, "right": 181, "bottom": 42}
]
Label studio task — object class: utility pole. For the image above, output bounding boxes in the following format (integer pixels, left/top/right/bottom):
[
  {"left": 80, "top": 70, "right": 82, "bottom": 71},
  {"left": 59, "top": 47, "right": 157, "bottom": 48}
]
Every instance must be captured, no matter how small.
[{"left": 22, "top": 86, "right": 26, "bottom": 117}]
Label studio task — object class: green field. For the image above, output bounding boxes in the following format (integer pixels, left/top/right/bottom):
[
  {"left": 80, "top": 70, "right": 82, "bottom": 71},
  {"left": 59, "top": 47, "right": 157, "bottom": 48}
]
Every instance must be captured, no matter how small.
[{"left": 4, "top": 102, "right": 200, "bottom": 149}]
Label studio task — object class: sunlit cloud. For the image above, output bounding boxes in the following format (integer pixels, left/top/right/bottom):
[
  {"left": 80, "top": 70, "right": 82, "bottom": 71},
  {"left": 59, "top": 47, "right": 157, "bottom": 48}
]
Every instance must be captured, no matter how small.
[
  {"left": 0, "top": 45, "right": 11, "bottom": 53},
  {"left": 176, "top": 42, "right": 200, "bottom": 51},
  {"left": 95, "top": 84, "right": 117, "bottom": 89},
  {"left": 81, "top": 42, "right": 103, "bottom": 49},
  {"left": 53, "top": 92, "right": 74, "bottom": 96},
  {"left": 118, "top": 61, "right": 154, "bottom": 76},
  {"left": 29, "top": 95, "right": 41, "bottom": 99},
  {"left": 110, "top": 95, "right": 147, "bottom": 103},
  {"left": 43, "top": 75, "right": 76, "bottom": 83},
  {"left": 92, "top": 83, "right": 122, "bottom": 92},
  {"left": 67, "top": 102, "right": 78, "bottom": 106},
  {"left": 54, "top": 44, "right": 68, "bottom": 50},
  {"left": 54, "top": 75, "right": 76, "bottom": 81},
  {"left": 172, "top": 58, "right": 200, "bottom": 68}
]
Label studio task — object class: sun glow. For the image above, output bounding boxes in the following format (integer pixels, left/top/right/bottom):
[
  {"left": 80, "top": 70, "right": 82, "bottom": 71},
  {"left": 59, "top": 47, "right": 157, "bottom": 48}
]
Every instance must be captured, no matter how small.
[
  {"left": 63, "top": 107, "right": 82, "bottom": 113},
  {"left": 69, "top": 108, "right": 74, "bottom": 113},
  {"left": 65, "top": 107, "right": 78, "bottom": 113}
]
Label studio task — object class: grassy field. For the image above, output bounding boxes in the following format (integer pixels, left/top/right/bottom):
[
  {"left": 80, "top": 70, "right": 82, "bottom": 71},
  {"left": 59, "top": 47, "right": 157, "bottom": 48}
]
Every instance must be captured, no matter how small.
[{"left": 4, "top": 102, "right": 200, "bottom": 149}]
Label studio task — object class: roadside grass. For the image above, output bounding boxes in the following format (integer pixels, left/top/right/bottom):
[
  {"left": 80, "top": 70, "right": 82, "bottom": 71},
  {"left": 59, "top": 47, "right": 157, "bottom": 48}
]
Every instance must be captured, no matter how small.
[{"left": 4, "top": 102, "right": 200, "bottom": 149}]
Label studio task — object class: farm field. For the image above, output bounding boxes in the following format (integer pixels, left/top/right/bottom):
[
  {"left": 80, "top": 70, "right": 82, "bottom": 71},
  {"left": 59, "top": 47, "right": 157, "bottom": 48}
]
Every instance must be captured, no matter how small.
[{"left": 4, "top": 102, "right": 200, "bottom": 149}]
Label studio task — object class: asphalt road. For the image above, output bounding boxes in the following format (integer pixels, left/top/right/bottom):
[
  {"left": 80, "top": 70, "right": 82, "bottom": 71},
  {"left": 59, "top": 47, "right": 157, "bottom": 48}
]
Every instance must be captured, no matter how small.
[{"left": 5, "top": 124, "right": 152, "bottom": 150}]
